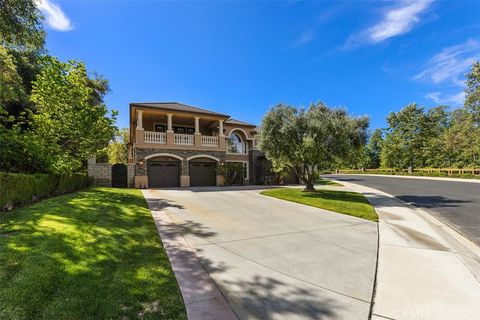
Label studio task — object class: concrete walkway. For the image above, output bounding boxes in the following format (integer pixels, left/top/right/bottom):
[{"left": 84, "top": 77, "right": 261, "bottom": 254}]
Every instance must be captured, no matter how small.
[
  {"left": 143, "top": 187, "right": 378, "bottom": 320},
  {"left": 332, "top": 180, "right": 480, "bottom": 320}
]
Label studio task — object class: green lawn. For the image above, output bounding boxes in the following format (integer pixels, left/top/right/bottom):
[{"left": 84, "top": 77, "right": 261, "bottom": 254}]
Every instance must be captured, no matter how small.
[
  {"left": 314, "top": 178, "right": 343, "bottom": 186},
  {"left": 261, "top": 188, "right": 378, "bottom": 222},
  {"left": 0, "top": 187, "right": 186, "bottom": 320}
]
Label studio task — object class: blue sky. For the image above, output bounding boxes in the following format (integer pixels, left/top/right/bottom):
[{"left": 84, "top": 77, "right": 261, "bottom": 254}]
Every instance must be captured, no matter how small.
[{"left": 39, "top": 0, "right": 480, "bottom": 130}]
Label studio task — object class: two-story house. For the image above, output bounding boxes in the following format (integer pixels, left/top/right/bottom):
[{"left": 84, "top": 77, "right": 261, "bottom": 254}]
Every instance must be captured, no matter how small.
[{"left": 129, "top": 102, "right": 259, "bottom": 188}]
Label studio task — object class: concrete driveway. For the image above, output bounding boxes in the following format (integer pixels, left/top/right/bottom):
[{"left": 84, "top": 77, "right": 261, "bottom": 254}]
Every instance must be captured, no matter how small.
[{"left": 143, "top": 186, "right": 378, "bottom": 320}]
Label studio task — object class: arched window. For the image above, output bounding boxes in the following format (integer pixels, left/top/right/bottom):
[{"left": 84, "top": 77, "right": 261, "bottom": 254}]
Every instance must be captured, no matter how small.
[{"left": 227, "top": 133, "right": 246, "bottom": 154}]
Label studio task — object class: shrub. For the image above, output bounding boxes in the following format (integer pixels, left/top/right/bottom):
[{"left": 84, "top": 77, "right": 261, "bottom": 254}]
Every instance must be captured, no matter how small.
[{"left": 0, "top": 172, "right": 91, "bottom": 210}]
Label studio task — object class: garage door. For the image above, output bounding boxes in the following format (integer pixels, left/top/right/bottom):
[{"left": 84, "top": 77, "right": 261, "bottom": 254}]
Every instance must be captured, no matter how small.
[
  {"left": 148, "top": 161, "right": 179, "bottom": 188},
  {"left": 190, "top": 162, "right": 216, "bottom": 186}
]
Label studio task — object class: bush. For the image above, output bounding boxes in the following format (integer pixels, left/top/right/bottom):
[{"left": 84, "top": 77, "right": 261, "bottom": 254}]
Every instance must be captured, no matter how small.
[{"left": 0, "top": 172, "right": 91, "bottom": 210}]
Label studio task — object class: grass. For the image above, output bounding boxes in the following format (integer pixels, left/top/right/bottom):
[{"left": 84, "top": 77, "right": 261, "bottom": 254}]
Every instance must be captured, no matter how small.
[
  {"left": 0, "top": 187, "right": 186, "bottom": 320},
  {"left": 260, "top": 187, "right": 378, "bottom": 222},
  {"left": 314, "top": 178, "right": 343, "bottom": 186}
]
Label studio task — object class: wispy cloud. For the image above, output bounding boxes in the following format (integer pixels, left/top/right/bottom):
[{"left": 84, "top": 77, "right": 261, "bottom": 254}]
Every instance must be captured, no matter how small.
[
  {"left": 289, "top": 30, "right": 315, "bottom": 49},
  {"left": 425, "top": 92, "right": 464, "bottom": 105},
  {"left": 345, "top": 1, "right": 433, "bottom": 48},
  {"left": 36, "top": 0, "right": 73, "bottom": 31},
  {"left": 415, "top": 39, "right": 480, "bottom": 106},
  {"left": 414, "top": 39, "right": 480, "bottom": 85}
]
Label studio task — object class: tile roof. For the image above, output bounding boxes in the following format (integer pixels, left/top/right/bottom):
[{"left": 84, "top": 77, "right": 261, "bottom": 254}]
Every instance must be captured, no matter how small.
[
  {"left": 130, "top": 102, "right": 230, "bottom": 117},
  {"left": 224, "top": 118, "right": 257, "bottom": 127}
]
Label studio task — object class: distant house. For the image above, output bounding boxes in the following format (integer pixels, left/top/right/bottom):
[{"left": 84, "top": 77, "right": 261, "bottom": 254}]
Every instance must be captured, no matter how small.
[{"left": 128, "top": 102, "right": 296, "bottom": 188}]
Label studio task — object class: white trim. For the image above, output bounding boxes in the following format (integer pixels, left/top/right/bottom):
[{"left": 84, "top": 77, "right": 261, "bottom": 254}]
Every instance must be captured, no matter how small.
[
  {"left": 145, "top": 153, "right": 183, "bottom": 161},
  {"left": 186, "top": 155, "right": 220, "bottom": 162},
  {"left": 228, "top": 128, "right": 254, "bottom": 140}
]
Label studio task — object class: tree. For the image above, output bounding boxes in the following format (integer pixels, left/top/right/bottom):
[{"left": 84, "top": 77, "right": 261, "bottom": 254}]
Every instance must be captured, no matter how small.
[
  {"left": 444, "top": 108, "right": 480, "bottom": 167},
  {"left": 465, "top": 61, "right": 480, "bottom": 125},
  {"left": 381, "top": 103, "right": 427, "bottom": 169},
  {"left": 367, "top": 128, "right": 383, "bottom": 168},
  {"left": 259, "top": 102, "right": 368, "bottom": 191},
  {"left": 106, "top": 128, "right": 129, "bottom": 164},
  {"left": 0, "top": 0, "right": 45, "bottom": 51},
  {"left": 29, "top": 57, "right": 117, "bottom": 173}
]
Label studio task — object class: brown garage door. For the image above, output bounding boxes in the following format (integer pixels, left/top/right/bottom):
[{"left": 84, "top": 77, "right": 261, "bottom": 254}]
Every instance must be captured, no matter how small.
[
  {"left": 148, "top": 161, "right": 179, "bottom": 188},
  {"left": 190, "top": 162, "right": 216, "bottom": 186}
]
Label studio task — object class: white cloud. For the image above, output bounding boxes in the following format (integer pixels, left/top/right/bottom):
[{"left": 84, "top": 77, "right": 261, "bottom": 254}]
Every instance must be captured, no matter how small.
[
  {"left": 425, "top": 91, "right": 464, "bottom": 106},
  {"left": 345, "top": 1, "right": 432, "bottom": 48},
  {"left": 414, "top": 39, "right": 480, "bottom": 85},
  {"left": 36, "top": 0, "right": 73, "bottom": 31},
  {"left": 290, "top": 30, "right": 315, "bottom": 49},
  {"left": 416, "top": 39, "right": 480, "bottom": 106},
  {"left": 368, "top": 1, "right": 432, "bottom": 43}
]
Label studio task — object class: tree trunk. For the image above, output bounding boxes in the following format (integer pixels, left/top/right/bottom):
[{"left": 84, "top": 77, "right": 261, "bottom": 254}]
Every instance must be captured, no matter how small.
[{"left": 303, "top": 182, "right": 316, "bottom": 192}]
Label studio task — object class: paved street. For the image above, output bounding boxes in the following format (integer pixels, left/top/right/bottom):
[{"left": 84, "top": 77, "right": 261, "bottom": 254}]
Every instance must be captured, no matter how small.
[
  {"left": 144, "top": 187, "right": 378, "bottom": 320},
  {"left": 326, "top": 175, "right": 480, "bottom": 245}
]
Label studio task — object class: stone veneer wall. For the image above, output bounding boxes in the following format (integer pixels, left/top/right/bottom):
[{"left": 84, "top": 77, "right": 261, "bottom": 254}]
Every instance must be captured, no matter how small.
[
  {"left": 134, "top": 148, "right": 226, "bottom": 176},
  {"left": 87, "top": 157, "right": 135, "bottom": 188}
]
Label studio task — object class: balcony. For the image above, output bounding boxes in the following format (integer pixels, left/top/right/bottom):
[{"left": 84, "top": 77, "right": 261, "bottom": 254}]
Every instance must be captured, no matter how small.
[
  {"left": 144, "top": 131, "right": 166, "bottom": 144},
  {"left": 143, "top": 131, "right": 219, "bottom": 147},
  {"left": 174, "top": 133, "right": 194, "bottom": 145},
  {"left": 201, "top": 135, "right": 219, "bottom": 147}
]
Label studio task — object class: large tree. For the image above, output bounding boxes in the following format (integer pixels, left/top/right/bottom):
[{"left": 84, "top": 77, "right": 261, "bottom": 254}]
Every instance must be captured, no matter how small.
[
  {"left": 366, "top": 128, "right": 383, "bottom": 168},
  {"left": 259, "top": 102, "right": 368, "bottom": 191},
  {"left": 381, "top": 103, "right": 428, "bottom": 169},
  {"left": 29, "top": 57, "right": 117, "bottom": 173},
  {"left": 465, "top": 61, "right": 480, "bottom": 125}
]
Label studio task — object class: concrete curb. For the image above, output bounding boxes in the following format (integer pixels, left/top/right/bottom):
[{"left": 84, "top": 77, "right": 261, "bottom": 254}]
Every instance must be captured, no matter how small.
[
  {"left": 142, "top": 190, "right": 237, "bottom": 320},
  {"left": 335, "top": 173, "right": 480, "bottom": 184},
  {"left": 330, "top": 180, "right": 480, "bottom": 320}
]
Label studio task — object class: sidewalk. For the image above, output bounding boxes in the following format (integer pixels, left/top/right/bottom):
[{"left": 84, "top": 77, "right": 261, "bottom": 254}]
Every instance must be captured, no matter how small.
[{"left": 335, "top": 180, "right": 480, "bottom": 320}]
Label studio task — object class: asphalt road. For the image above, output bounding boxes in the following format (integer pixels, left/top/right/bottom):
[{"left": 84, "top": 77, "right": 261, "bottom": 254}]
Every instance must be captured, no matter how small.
[{"left": 325, "top": 175, "right": 480, "bottom": 246}]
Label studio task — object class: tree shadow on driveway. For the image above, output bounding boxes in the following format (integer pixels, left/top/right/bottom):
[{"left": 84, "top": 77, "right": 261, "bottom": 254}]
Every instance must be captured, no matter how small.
[{"left": 145, "top": 194, "right": 345, "bottom": 320}]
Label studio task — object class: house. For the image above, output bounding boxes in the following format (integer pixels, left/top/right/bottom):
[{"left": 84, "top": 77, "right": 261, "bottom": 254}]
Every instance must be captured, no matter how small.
[{"left": 128, "top": 102, "right": 262, "bottom": 188}]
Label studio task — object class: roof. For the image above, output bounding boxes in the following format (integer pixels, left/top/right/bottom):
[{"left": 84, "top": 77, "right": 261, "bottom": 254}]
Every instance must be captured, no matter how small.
[
  {"left": 130, "top": 102, "right": 230, "bottom": 118},
  {"left": 224, "top": 118, "right": 257, "bottom": 127}
]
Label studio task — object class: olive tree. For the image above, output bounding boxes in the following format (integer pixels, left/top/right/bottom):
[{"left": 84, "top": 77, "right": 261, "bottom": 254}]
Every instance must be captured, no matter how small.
[{"left": 259, "top": 102, "right": 369, "bottom": 191}]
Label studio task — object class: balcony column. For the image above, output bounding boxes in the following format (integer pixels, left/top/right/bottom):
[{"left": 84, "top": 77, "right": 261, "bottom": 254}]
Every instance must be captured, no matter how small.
[
  {"left": 194, "top": 116, "right": 201, "bottom": 147},
  {"left": 218, "top": 119, "right": 225, "bottom": 149},
  {"left": 136, "top": 110, "right": 144, "bottom": 129},
  {"left": 166, "top": 113, "right": 174, "bottom": 146},
  {"left": 135, "top": 110, "right": 144, "bottom": 144}
]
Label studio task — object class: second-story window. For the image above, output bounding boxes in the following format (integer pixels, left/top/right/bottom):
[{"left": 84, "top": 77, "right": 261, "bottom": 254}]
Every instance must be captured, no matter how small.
[{"left": 227, "top": 133, "right": 246, "bottom": 154}]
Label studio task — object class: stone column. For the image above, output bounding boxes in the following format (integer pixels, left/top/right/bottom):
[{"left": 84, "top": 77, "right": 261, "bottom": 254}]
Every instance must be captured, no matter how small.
[
  {"left": 87, "top": 157, "right": 96, "bottom": 178},
  {"left": 194, "top": 116, "right": 200, "bottom": 134},
  {"left": 166, "top": 113, "right": 174, "bottom": 146},
  {"left": 219, "top": 119, "right": 224, "bottom": 135},
  {"left": 136, "top": 110, "right": 143, "bottom": 129},
  {"left": 167, "top": 113, "right": 173, "bottom": 132},
  {"left": 218, "top": 119, "right": 225, "bottom": 150},
  {"left": 194, "top": 116, "right": 201, "bottom": 147}
]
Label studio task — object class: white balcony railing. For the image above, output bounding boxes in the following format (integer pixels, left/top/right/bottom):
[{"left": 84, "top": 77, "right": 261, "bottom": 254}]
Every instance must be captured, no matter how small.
[
  {"left": 144, "top": 131, "right": 166, "bottom": 144},
  {"left": 201, "top": 135, "right": 219, "bottom": 147},
  {"left": 174, "top": 133, "right": 194, "bottom": 145}
]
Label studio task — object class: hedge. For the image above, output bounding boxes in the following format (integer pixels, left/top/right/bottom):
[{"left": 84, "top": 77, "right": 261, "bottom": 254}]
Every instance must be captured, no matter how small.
[{"left": 0, "top": 172, "right": 92, "bottom": 210}]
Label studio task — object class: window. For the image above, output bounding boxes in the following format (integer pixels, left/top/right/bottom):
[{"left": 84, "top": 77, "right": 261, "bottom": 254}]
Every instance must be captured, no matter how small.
[
  {"left": 227, "top": 133, "right": 246, "bottom": 154},
  {"left": 154, "top": 124, "right": 166, "bottom": 132}
]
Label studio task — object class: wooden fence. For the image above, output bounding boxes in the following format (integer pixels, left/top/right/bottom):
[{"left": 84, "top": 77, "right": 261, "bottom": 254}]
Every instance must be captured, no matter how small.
[{"left": 337, "top": 168, "right": 480, "bottom": 175}]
